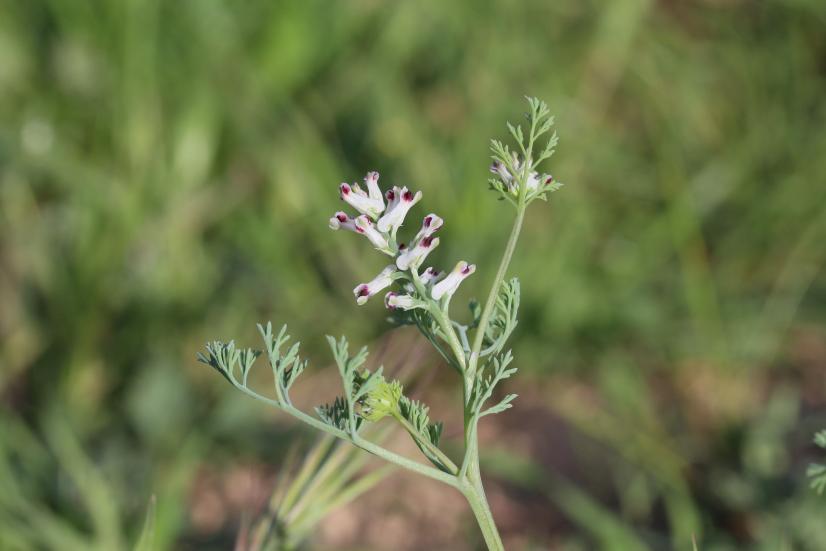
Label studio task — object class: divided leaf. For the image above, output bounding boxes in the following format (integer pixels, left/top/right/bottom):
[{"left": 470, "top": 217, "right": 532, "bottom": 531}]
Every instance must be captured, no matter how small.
[
  {"left": 482, "top": 277, "right": 520, "bottom": 357},
  {"left": 398, "top": 396, "right": 447, "bottom": 471},
  {"left": 471, "top": 350, "right": 518, "bottom": 419},
  {"left": 197, "top": 340, "right": 261, "bottom": 387},
  {"left": 258, "top": 322, "right": 308, "bottom": 404},
  {"left": 316, "top": 397, "right": 362, "bottom": 434}
]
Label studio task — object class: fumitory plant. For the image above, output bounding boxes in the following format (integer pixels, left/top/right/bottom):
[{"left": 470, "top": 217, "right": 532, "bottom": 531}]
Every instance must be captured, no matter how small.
[{"left": 198, "top": 97, "right": 562, "bottom": 550}]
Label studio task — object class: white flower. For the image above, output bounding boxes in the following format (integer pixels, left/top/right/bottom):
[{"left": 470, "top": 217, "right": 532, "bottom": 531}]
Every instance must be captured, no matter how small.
[
  {"left": 329, "top": 211, "right": 357, "bottom": 231},
  {"left": 431, "top": 261, "right": 476, "bottom": 300},
  {"left": 490, "top": 158, "right": 551, "bottom": 193},
  {"left": 364, "top": 171, "right": 384, "bottom": 203},
  {"left": 420, "top": 266, "right": 445, "bottom": 286},
  {"left": 377, "top": 186, "right": 422, "bottom": 233},
  {"left": 412, "top": 214, "right": 443, "bottom": 243},
  {"left": 490, "top": 160, "right": 513, "bottom": 185},
  {"left": 395, "top": 235, "right": 439, "bottom": 271},
  {"left": 354, "top": 215, "right": 392, "bottom": 254},
  {"left": 384, "top": 291, "right": 423, "bottom": 311},
  {"left": 353, "top": 265, "right": 396, "bottom": 305},
  {"left": 340, "top": 181, "right": 384, "bottom": 220}
]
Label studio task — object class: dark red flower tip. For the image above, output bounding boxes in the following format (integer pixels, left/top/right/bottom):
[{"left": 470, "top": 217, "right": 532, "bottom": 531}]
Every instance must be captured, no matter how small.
[
  {"left": 544, "top": 175, "right": 554, "bottom": 184},
  {"left": 422, "top": 236, "right": 434, "bottom": 247},
  {"left": 336, "top": 213, "right": 348, "bottom": 222},
  {"left": 423, "top": 216, "right": 432, "bottom": 227},
  {"left": 399, "top": 243, "right": 407, "bottom": 250},
  {"left": 461, "top": 265, "right": 473, "bottom": 275},
  {"left": 403, "top": 190, "right": 414, "bottom": 201},
  {"left": 357, "top": 285, "right": 370, "bottom": 297},
  {"left": 386, "top": 189, "right": 395, "bottom": 201},
  {"left": 340, "top": 183, "right": 351, "bottom": 195}
]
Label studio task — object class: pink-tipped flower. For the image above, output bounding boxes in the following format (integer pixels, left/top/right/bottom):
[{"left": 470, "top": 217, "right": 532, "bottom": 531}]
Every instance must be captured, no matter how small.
[
  {"left": 491, "top": 157, "right": 545, "bottom": 193},
  {"left": 395, "top": 235, "right": 439, "bottom": 271},
  {"left": 353, "top": 265, "right": 395, "bottom": 305},
  {"left": 420, "top": 266, "right": 446, "bottom": 286},
  {"left": 340, "top": 182, "right": 384, "bottom": 220},
  {"left": 329, "top": 211, "right": 357, "bottom": 231},
  {"left": 364, "top": 171, "right": 384, "bottom": 203},
  {"left": 384, "top": 291, "right": 423, "bottom": 311},
  {"left": 412, "top": 214, "right": 443, "bottom": 243},
  {"left": 354, "top": 215, "right": 393, "bottom": 254},
  {"left": 490, "top": 160, "right": 513, "bottom": 185},
  {"left": 431, "top": 261, "right": 476, "bottom": 300},
  {"left": 377, "top": 186, "right": 422, "bottom": 233}
]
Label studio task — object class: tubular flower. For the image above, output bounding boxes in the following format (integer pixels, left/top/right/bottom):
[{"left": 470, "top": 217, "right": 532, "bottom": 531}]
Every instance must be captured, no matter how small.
[
  {"left": 431, "top": 261, "right": 476, "bottom": 301},
  {"left": 396, "top": 235, "right": 440, "bottom": 271},
  {"left": 377, "top": 186, "right": 422, "bottom": 233},
  {"left": 490, "top": 158, "right": 552, "bottom": 194},
  {"left": 330, "top": 169, "right": 475, "bottom": 310},
  {"left": 329, "top": 211, "right": 358, "bottom": 231},
  {"left": 489, "top": 160, "right": 513, "bottom": 184},
  {"left": 384, "top": 291, "right": 424, "bottom": 311},
  {"left": 364, "top": 171, "right": 384, "bottom": 204},
  {"left": 354, "top": 215, "right": 393, "bottom": 255},
  {"left": 353, "top": 265, "right": 396, "bottom": 305},
  {"left": 420, "top": 266, "right": 445, "bottom": 287},
  {"left": 340, "top": 181, "right": 384, "bottom": 220},
  {"left": 413, "top": 214, "right": 443, "bottom": 243}
]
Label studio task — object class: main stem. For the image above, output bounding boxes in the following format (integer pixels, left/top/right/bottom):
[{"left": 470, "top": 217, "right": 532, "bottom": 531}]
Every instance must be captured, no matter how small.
[
  {"left": 463, "top": 474, "right": 504, "bottom": 551},
  {"left": 461, "top": 202, "right": 527, "bottom": 550}
]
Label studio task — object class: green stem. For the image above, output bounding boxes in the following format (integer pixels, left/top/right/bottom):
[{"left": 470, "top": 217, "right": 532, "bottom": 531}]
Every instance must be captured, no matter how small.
[
  {"left": 394, "top": 413, "right": 459, "bottom": 474},
  {"left": 231, "top": 383, "right": 459, "bottom": 488},
  {"left": 461, "top": 198, "right": 528, "bottom": 550},
  {"left": 462, "top": 473, "right": 504, "bottom": 551},
  {"left": 410, "top": 269, "right": 467, "bottom": 372},
  {"left": 467, "top": 204, "right": 526, "bottom": 383}
]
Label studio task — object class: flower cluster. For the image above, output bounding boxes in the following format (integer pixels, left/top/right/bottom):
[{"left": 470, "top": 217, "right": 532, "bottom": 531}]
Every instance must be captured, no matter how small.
[
  {"left": 489, "top": 154, "right": 554, "bottom": 196},
  {"left": 330, "top": 172, "right": 475, "bottom": 310}
]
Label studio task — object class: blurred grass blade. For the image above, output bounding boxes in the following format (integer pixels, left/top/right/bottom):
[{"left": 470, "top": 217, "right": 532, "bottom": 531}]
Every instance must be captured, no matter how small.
[{"left": 134, "top": 495, "right": 157, "bottom": 551}]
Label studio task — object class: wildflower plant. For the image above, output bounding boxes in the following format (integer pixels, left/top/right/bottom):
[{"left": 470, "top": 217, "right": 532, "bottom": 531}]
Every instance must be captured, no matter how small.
[{"left": 198, "top": 97, "right": 562, "bottom": 550}]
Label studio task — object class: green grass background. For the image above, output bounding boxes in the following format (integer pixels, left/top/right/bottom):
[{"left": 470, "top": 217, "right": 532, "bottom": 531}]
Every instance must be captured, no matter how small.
[{"left": 1, "top": 0, "right": 825, "bottom": 549}]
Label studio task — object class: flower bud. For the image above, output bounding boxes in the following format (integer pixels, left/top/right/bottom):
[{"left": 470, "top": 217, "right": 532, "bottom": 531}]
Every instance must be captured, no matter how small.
[
  {"left": 329, "top": 211, "right": 357, "bottom": 231},
  {"left": 360, "top": 378, "right": 403, "bottom": 422}
]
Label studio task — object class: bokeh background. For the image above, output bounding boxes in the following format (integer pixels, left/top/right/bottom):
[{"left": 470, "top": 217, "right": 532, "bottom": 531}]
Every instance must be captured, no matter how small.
[{"left": 2, "top": 0, "right": 826, "bottom": 549}]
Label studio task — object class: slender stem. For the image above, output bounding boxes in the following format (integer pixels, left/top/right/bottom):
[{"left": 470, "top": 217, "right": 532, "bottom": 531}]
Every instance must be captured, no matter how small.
[
  {"left": 462, "top": 476, "right": 504, "bottom": 551},
  {"left": 459, "top": 414, "right": 478, "bottom": 478},
  {"left": 231, "top": 383, "right": 459, "bottom": 488},
  {"left": 461, "top": 192, "right": 529, "bottom": 550},
  {"left": 410, "top": 269, "right": 467, "bottom": 371},
  {"left": 394, "top": 413, "right": 459, "bottom": 474},
  {"left": 467, "top": 205, "right": 526, "bottom": 383}
]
